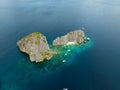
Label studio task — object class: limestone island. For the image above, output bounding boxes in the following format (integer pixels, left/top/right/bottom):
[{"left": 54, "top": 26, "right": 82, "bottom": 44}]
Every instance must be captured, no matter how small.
[
  {"left": 53, "top": 30, "right": 90, "bottom": 46},
  {"left": 17, "top": 30, "right": 90, "bottom": 63},
  {"left": 17, "top": 32, "right": 54, "bottom": 63}
]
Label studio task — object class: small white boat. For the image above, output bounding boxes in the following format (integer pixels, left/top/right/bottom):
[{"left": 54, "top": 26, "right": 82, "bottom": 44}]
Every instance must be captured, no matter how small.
[
  {"left": 65, "top": 53, "right": 67, "bottom": 56},
  {"left": 62, "top": 60, "right": 66, "bottom": 63},
  {"left": 87, "top": 37, "right": 90, "bottom": 41},
  {"left": 63, "top": 88, "right": 68, "bottom": 90},
  {"left": 67, "top": 49, "right": 71, "bottom": 52}
]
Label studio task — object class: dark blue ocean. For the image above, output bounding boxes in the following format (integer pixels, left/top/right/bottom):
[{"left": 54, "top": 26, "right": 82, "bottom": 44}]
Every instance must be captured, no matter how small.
[{"left": 0, "top": 0, "right": 120, "bottom": 90}]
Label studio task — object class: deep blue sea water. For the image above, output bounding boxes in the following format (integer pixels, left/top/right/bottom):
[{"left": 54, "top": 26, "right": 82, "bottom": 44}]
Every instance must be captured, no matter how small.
[{"left": 0, "top": 0, "right": 120, "bottom": 90}]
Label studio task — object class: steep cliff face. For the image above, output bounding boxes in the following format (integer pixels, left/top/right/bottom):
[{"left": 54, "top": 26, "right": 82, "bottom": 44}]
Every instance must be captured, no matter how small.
[
  {"left": 17, "top": 32, "right": 54, "bottom": 63},
  {"left": 53, "top": 30, "right": 88, "bottom": 46}
]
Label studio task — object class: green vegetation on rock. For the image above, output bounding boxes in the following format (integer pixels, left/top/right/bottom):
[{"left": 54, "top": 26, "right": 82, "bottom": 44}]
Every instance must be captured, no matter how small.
[{"left": 35, "top": 41, "right": 40, "bottom": 45}]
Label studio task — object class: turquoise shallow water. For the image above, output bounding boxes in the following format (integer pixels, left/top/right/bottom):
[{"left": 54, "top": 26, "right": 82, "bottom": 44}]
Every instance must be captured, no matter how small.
[
  {"left": 0, "top": 40, "right": 93, "bottom": 90},
  {"left": 0, "top": 0, "right": 120, "bottom": 90}
]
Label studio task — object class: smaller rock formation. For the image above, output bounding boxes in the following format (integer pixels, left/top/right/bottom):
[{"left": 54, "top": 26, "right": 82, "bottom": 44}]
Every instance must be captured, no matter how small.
[
  {"left": 17, "top": 32, "right": 54, "bottom": 63},
  {"left": 53, "top": 30, "right": 89, "bottom": 46}
]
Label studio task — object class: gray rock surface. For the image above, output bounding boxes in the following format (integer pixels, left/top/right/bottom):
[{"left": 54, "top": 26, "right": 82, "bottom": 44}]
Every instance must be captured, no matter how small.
[
  {"left": 17, "top": 32, "right": 54, "bottom": 63},
  {"left": 53, "top": 30, "right": 88, "bottom": 46}
]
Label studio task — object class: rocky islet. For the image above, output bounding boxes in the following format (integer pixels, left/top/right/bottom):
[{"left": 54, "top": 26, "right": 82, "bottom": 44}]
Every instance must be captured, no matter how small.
[{"left": 17, "top": 30, "right": 90, "bottom": 63}]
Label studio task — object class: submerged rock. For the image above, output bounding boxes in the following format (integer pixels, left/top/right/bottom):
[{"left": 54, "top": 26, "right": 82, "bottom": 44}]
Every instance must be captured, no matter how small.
[
  {"left": 53, "top": 30, "right": 89, "bottom": 46},
  {"left": 17, "top": 32, "right": 54, "bottom": 63}
]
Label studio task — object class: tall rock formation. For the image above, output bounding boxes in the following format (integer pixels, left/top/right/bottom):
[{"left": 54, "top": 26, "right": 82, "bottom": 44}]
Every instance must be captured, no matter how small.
[{"left": 17, "top": 32, "right": 54, "bottom": 63}]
